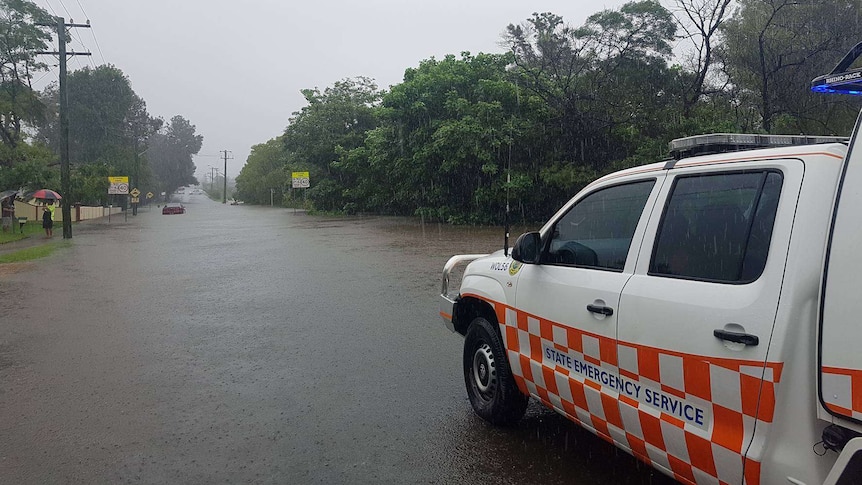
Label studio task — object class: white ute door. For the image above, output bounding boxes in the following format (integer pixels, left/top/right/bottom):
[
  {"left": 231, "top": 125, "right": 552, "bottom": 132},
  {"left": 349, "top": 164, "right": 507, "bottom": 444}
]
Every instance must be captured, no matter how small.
[
  {"left": 618, "top": 162, "right": 799, "bottom": 485},
  {"left": 511, "top": 177, "right": 661, "bottom": 440},
  {"left": 820, "top": 121, "right": 862, "bottom": 425}
]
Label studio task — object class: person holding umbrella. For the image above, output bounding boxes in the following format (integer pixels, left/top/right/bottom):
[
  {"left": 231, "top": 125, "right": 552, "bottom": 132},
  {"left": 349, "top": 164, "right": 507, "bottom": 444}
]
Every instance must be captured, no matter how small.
[
  {"left": 28, "top": 189, "right": 61, "bottom": 238},
  {"left": 42, "top": 200, "right": 55, "bottom": 238}
]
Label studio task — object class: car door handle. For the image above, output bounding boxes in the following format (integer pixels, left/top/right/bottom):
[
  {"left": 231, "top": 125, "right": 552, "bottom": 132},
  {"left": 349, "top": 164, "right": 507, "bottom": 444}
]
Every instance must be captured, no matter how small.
[
  {"left": 713, "top": 329, "right": 759, "bottom": 346},
  {"left": 586, "top": 304, "right": 614, "bottom": 316}
]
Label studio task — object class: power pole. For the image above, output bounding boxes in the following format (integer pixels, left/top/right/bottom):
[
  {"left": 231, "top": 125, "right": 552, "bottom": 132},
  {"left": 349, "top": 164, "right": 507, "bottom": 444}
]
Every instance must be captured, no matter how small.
[
  {"left": 222, "top": 150, "right": 232, "bottom": 204},
  {"left": 38, "top": 17, "right": 91, "bottom": 239}
]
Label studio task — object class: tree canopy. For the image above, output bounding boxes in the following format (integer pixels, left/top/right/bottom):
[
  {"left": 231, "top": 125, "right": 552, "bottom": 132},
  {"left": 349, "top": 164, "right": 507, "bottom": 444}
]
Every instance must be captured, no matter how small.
[
  {"left": 146, "top": 115, "right": 203, "bottom": 195},
  {"left": 239, "top": 0, "right": 862, "bottom": 224}
]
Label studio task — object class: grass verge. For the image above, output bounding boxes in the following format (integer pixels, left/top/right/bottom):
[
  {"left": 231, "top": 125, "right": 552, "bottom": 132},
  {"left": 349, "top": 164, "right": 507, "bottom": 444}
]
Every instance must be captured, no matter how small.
[
  {"left": 0, "top": 222, "right": 43, "bottom": 243},
  {"left": 0, "top": 241, "right": 69, "bottom": 264}
]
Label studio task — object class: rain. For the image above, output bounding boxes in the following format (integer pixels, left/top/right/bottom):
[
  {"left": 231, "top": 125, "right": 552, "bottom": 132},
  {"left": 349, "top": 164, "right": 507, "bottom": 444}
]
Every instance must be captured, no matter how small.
[{"left": 2, "top": 0, "right": 860, "bottom": 483}]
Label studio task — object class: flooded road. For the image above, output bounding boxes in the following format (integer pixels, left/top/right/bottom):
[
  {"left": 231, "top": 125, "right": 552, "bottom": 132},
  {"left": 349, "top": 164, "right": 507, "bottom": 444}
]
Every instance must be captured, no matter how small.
[{"left": 0, "top": 195, "right": 674, "bottom": 484}]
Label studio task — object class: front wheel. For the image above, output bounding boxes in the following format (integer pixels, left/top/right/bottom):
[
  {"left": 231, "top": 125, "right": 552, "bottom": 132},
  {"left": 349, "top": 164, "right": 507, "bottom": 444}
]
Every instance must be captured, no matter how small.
[{"left": 463, "top": 317, "right": 528, "bottom": 425}]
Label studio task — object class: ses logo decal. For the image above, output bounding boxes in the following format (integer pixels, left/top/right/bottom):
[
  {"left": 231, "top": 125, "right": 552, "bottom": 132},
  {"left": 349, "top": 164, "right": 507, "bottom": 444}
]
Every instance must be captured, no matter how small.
[{"left": 509, "top": 261, "right": 523, "bottom": 276}]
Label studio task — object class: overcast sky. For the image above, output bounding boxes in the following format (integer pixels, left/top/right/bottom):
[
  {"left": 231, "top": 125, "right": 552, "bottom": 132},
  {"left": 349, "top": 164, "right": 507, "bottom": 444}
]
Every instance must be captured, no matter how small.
[{"left": 31, "top": 0, "right": 628, "bottom": 179}]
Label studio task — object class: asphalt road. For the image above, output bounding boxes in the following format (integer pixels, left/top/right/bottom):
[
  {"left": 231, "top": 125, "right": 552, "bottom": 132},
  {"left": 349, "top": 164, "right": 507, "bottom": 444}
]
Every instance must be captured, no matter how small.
[{"left": 0, "top": 195, "right": 675, "bottom": 484}]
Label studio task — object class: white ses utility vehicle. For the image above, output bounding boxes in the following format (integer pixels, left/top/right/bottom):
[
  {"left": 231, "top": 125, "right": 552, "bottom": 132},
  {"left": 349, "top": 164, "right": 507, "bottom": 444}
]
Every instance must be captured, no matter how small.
[{"left": 439, "top": 47, "right": 862, "bottom": 485}]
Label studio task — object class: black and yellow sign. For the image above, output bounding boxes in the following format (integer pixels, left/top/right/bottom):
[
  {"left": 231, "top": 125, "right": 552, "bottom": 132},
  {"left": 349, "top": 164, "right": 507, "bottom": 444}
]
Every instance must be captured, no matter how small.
[
  {"left": 146, "top": 192, "right": 154, "bottom": 199},
  {"left": 130, "top": 188, "right": 141, "bottom": 197},
  {"left": 131, "top": 197, "right": 140, "bottom": 204}
]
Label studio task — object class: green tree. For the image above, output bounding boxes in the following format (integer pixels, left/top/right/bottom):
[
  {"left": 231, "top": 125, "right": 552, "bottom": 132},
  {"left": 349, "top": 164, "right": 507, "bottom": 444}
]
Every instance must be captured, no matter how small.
[
  {"left": 672, "top": 0, "right": 734, "bottom": 116},
  {"left": 357, "top": 52, "right": 525, "bottom": 223},
  {"left": 281, "top": 77, "right": 381, "bottom": 212},
  {"left": 241, "top": 3, "right": 862, "bottom": 224},
  {"left": 235, "top": 136, "right": 287, "bottom": 205},
  {"left": 504, "top": 3, "right": 678, "bottom": 168},
  {"left": 0, "top": 0, "right": 51, "bottom": 159},
  {"left": 0, "top": 141, "right": 55, "bottom": 190},
  {"left": 575, "top": 0, "right": 680, "bottom": 159},
  {"left": 721, "top": 0, "right": 862, "bottom": 133},
  {"left": 500, "top": 2, "right": 683, "bottom": 216},
  {"left": 36, "top": 64, "right": 161, "bottom": 203},
  {"left": 147, "top": 115, "right": 202, "bottom": 194},
  {"left": 127, "top": 96, "right": 163, "bottom": 189},
  {"left": 40, "top": 66, "right": 128, "bottom": 163}
]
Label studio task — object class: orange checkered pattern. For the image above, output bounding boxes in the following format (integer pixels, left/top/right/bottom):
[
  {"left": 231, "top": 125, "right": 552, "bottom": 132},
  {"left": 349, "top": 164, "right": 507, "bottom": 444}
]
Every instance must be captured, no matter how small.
[
  {"left": 822, "top": 366, "right": 862, "bottom": 421},
  {"left": 479, "top": 296, "right": 784, "bottom": 485}
]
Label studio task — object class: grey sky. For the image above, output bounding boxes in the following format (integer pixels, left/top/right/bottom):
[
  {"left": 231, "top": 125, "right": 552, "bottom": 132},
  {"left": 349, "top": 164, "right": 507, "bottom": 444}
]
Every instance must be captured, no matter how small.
[{"left": 31, "top": 0, "right": 627, "bottom": 179}]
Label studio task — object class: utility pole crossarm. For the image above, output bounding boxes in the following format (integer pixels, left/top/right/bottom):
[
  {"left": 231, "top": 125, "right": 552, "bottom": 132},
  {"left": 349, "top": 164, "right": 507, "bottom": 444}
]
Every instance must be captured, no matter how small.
[
  {"left": 36, "top": 21, "right": 91, "bottom": 28},
  {"left": 37, "top": 51, "right": 92, "bottom": 56}
]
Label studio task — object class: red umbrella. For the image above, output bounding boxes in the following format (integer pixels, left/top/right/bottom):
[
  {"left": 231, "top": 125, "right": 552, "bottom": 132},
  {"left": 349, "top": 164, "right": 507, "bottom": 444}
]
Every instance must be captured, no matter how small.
[{"left": 29, "top": 189, "right": 62, "bottom": 200}]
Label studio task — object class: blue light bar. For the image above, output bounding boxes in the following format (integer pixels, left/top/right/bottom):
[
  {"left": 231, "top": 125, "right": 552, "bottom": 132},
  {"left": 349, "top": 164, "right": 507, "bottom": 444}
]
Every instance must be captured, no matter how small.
[{"left": 811, "top": 42, "right": 862, "bottom": 96}]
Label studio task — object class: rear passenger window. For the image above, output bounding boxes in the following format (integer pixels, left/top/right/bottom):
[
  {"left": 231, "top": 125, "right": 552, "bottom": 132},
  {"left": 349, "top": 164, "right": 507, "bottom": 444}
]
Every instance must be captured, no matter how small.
[
  {"left": 545, "top": 180, "right": 655, "bottom": 271},
  {"left": 650, "top": 171, "right": 783, "bottom": 283}
]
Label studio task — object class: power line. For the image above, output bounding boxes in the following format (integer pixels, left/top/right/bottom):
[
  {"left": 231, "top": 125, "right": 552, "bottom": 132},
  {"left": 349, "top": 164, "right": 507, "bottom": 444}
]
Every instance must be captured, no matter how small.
[
  {"left": 72, "top": 0, "right": 104, "bottom": 65},
  {"left": 41, "top": 0, "right": 58, "bottom": 17},
  {"left": 69, "top": 0, "right": 106, "bottom": 65},
  {"left": 87, "top": 25, "right": 105, "bottom": 64},
  {"left": 73, "top": 0, "right": 88, "bottom": 17},
  {"left": 39, "top": 0, "right": 100, "bottom": 68},
  {"left": 69, "top": 30, "right": 97, "bottom": 69},
  {"left": 32, "top": 64, "right": 60, "bottom": 85},
  {"left": 57, "top": 2, "right": 97, "bottom": 69},
  {"left": 54, "top": 0, "right": 73, "bottom": 20}
]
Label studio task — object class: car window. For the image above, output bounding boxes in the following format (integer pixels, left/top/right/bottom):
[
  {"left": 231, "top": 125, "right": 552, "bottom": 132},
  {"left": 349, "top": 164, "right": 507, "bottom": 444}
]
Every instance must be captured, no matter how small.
[
  {"left": 649, "top": 170, "right": 783, "bottom": 283},
  {"left": 544, "top": 180, "right": 655, "bottom": 270}
]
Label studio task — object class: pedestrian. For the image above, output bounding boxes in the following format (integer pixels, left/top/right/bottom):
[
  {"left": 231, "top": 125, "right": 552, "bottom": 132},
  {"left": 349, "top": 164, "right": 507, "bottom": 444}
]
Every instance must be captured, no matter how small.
[
  {"left": 1, "top": 197, "right": 13, "bottom": 232},
  {"left": 42, "top": 200, "right": 55, "bottom": 238}
]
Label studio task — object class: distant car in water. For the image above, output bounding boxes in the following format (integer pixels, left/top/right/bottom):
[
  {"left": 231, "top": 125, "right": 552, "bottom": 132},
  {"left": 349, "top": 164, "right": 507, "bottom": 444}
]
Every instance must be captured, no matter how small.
[{"left": 162, "top": 203, "right": 185, "bottom": 215}]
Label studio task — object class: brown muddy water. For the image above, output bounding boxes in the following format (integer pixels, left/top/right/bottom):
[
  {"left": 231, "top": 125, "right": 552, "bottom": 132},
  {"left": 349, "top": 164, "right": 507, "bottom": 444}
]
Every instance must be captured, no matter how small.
[{"left": 0, "top": 197, "right": 674, "bottom": 485}]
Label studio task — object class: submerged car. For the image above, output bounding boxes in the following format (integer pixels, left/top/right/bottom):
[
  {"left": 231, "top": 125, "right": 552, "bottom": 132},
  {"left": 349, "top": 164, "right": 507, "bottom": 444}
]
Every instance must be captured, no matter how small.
[{"left": 162, "top": 203, "right": 185, "bottom": 215}]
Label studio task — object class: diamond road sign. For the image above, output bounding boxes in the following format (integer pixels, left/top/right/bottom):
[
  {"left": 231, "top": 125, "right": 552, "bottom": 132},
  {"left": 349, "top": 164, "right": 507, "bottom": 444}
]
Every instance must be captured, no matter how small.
[{"left": 130, "top": 188, "right": 141, "bottom": 197}]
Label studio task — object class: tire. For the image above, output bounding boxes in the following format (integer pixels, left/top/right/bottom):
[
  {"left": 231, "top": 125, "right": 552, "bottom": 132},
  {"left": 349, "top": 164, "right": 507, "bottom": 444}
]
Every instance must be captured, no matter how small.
[{"left": 463, "top": 316, "right": 529, "bottom": 426}]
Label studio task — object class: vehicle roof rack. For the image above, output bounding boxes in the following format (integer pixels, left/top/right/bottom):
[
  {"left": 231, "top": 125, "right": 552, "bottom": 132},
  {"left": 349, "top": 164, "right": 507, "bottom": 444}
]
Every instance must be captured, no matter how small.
[
  {"left": 811, "top": 41, "right": 862, "bottom": 95},
  {"left": 668, "top": 133, "right": 849, "bottom": 160}
]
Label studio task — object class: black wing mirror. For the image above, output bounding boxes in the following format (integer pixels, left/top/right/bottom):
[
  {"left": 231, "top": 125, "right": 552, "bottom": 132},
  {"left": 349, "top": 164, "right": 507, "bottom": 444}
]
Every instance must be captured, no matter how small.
[{"left": 511, "top": 232, "right": 541, "bottom": 264}]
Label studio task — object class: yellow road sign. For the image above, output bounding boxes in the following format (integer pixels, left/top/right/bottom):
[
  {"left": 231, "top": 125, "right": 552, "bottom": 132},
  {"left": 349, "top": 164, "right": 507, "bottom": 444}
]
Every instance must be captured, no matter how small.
[
  {"left": 130, "top": 188, "right": 141, "bottom": 197},
  {"left": 292, "top": 171, "right": 310, "bottom": 188},
  {"left": 108, "top": 176, "right": 129, "bottom": 195},
  {"left": 146, "top": 192, "right": 154, "bottom": 198}
]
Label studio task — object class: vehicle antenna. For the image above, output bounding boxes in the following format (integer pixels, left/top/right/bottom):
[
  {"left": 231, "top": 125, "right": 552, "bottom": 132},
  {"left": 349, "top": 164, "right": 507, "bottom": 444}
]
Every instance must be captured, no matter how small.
[{"left": 505, "top": 70, "right": 520, "bottom": 256}]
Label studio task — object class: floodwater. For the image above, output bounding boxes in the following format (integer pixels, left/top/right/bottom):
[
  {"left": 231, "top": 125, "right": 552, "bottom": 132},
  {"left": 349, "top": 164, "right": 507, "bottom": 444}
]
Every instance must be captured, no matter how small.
[{"left": 0, "top": 195, "right": 675, "bottom": 484}]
